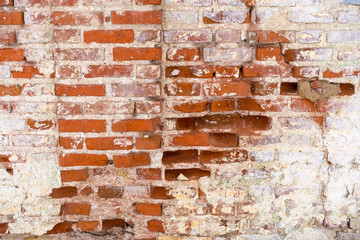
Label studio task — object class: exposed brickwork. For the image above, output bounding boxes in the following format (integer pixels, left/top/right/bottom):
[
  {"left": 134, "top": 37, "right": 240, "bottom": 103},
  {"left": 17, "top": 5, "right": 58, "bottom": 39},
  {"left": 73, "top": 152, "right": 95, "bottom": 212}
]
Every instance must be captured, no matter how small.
[{"left": 0, "top": 0, "right": 360, "bottom": 239}]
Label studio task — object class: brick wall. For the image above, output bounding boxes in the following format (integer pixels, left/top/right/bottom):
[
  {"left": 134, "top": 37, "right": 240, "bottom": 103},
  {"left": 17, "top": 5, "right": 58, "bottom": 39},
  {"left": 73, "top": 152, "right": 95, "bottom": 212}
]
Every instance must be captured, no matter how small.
[{"left": 0, "top": 0, "right": 360, "bottom": 239}]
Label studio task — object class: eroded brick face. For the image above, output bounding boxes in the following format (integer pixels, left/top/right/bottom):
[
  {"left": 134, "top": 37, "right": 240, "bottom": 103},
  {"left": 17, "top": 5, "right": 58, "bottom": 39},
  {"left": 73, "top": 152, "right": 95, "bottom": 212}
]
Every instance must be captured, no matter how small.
[{"left": 0, "top": 0, "right": 360, "bottom": 239}]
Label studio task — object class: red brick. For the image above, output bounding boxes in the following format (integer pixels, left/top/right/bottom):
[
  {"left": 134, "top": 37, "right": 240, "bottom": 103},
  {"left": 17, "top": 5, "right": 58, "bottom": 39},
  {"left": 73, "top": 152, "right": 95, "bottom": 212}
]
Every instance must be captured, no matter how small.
[
  {"left": 12, "top": 66, "right": 43, "bottom": 78},
  {"left": 114, "top": 153, "right": 151, "bottom": 168},
  {"left": 292, "top": 66, "right": 319, "bottom": 79},
  {"left": 0, "top": 85, "right": 21, "bottom": 96},
  {"left": 166, "top": 66, "right": 214, "bottom": 78},
  {"left": 200, "top": 150, "right": 248, "bottom": 164},
  {"left": 196, "top": 114, "right": 271, "bottom": 134},
  {"left": 56, "top": 84, "right": 105, "bottom": 97},
  {"left": 242, "top": 63, "right": 291, "bottom": 77},
  {"left": 112, "top": 118, "right": 160, "bottom": 132},
  {"left": 176, "top": 117, "right": 196, "bottom": 130},
  {"left": 165, "top": 168, "right": 211, "bottom": 181},
  {"left": 62, "top": 203, "right": 90, "bottom": 215},
  {"left": 113, "top": 47, "right": 161, "bottom": 61},
  {"left": 339, "top": 83, "right": 355, "bottom": 96},
  {"left": 150, "top": 186, "right": 174, "bottom": 199},
  {"left": 59, "top": 137, "right": 84, "bottom": 149},
  {"left": 204, "top": 82, "right": 251, "bottom": 96},
  {"left": 135, "top": 0, "right": 161, "bottom": 4},
  {"left": 167, "top": 48, "right": 200, "bottom": 61},
  {"left": 0, "top": 30, "right": 15, "bottom": 44},
  {"left": 58, "top": 119, "right": 106, "bottom": 132},
  {"left": 61, "top": 169, "right": 88, "bottom": 182},
  {"left": 252, "top": 82, "right": 278, "bottom": 96},
  {"left": 102, "top": 219, "right": 125, "bottom": 231},
  {"left": 136, "top": 101, "right": 161, "bottom": 114},
  {"left": 0, "top": 49, "right": 24, "bottom": 61},
  {"left": 60, "top": 154, "right": 107, "bottom": 167},
  {"left": 136, "top": 168, "right": 161, "bottom": 180},
  {"left": 76, "top": 221, "right": 99, "bottom": 231},
  {"left": 0, "top": 12, "right": 23, "bottom": 25},
  {"left": 51, "top": 187, "right": 77, "bottom": 198},
  {"left": 86, "top": 137, "right": 133, "bottom": 150},
  {"left": 323, "top": 68, "right": 360, "bottom": 78},
  {"left": 0, "top": 223, "right": 8, "bottom": 234},
  {"left": 136, "top": 135, "right": 161, "bottom": 149},
  {"left": 280, "top": 82, "right": 298, "bottom": 95},
  {"left": 112, "top": 11, "right": 161, "bottom": 24},
  {"left": 215, "top": 66, "right": 240, "bottom": 78},
  {"left": 0, "top": 0, "right": 13, "bottom": 5},
  {"left": 162, "top": 150, "right": 199, "bottom": 165},
  {"left": 112, "top": 83, "right": 160, "bottom": 97},
  {"left": 171, "top": 133, "right": 210, "bottom": 147},
  {"left": 169, "top": 121, "right": 187, "bottom": 133},
  {"left": 173, "top": 101, "right": 208, "bottom": 113},
  {"left": 98, "top": 186, "right": 123, "bottom": 198},
  {"left": 164, "top": 83, "right": 201, "bottom": 96},
  {"left": 257, "top": 47, "right": 283, "bottom": 61},
  {"left": 148, "top": 220, "right": 165, "bottom": 233},
  {"left": 210, "top": 100, "right": 235, "bottom": 112},
  {"left": 53, "top": 11, "right": 103, "bottom": 25},
  {"left": 136, "top": 203, "right": 161, "bottom": 216},
  {"left": 80, "top": 186, "right": 93, "bottom": 196},
  {"left": 251, "top": 30, "right": 295, "bottom": 43},
  {"left": 85, "top": 65, "right": 133, "bottom": 78},
  {"left": 290, "top": 99, "right": 315, "bottom": 112},
  {"left": 46, "top": 222, "right": 73, "bottom": 234},
  {"left": 84, "top": 30, "right": 134, "bottom": 43},
  {"left": 210, "top": 133, "right": 238, "bottom": 147}
]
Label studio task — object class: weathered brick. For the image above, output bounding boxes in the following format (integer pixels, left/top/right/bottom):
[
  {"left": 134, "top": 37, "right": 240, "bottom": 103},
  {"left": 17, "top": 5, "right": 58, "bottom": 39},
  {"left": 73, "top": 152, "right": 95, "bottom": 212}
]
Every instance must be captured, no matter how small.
[
  {"left": 86, "top": 137, "right": 133, "bottom": 150},
  {"left": 53, "top": 12, "right": 103, "bottom": 25},
  {"left": 327, "top": 31, "right": 360, "bottom": 42},
  {"left": 112, "top": 118, "right": 160, "bottom": 132},
  {"left": 247, "top": 0, "right": 295, "bottom": 6},
  {"left": 203, "top": 47, "right": 253, "bottom": 63},
  {"left": 113, "top": 47, "right": 161, "bottom": 61},
  {"left": 165, "top": 11, "right": 198, "bottom": 24},
  {"left": 203, "top": 11, "right": 249, "bottom": 24},
  {"left": 0, "top": 30, "right": 15, "bottom": 44},
  {"left": 164, "top": 29, "right": 212, "bottom": 43},
  {"left": 85, "top": 65, "right": 133, "bottom": 78},
  {"left": 284, "top": 48, "right": 332, "bottom": 61},
  {"left": 167, "top": 48, "right": 200, "bottom": 61},
  {"left": 166, "top": 65, "right": 214, "bottom": 78},
  {"left": 289, "top": 10, "right": 334, "bottom": 23},
  {"left": 98, "top": 186, "right": 123, "bottom": 198},
  {"left": 112, "top": 11, "right": 161, "bottom": 24},
  {"left": 216, "top": 29, "right": 242, "bottom": 42},
  {"left": 297, "top": 30, "right": 322, "bottom": 43},
  {"left": 165, "top": 168, "right": 211, "bottom": 181},
  {"left": 55, "top": 48, "right": 104, "bottom": 61},
  {"left": 112, "top": 83, "right": 160, "bottom": 97}
]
